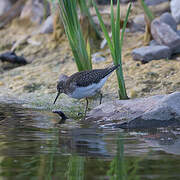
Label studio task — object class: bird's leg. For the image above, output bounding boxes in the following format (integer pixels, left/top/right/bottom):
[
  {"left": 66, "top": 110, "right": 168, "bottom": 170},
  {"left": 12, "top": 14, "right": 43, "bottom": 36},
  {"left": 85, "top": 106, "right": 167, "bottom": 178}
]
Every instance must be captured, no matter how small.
[
  {"left": 99, "top": 92, "right": 103, "bottom": 105},
  {"left": 84, "top": 97, "right": 89, "bottom": 118}
]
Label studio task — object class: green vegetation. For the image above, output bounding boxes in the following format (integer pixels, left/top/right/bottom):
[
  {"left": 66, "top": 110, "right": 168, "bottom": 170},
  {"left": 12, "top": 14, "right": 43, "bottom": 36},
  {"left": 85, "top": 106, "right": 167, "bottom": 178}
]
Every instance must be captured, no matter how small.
[
  {"left": 56, "top": 0, "right": 92, "bottom": 71},
  {"left": 138, "top": 0, "right": 155, "bottom": 44},
  {"left": 138, "top": 0, "right": 154, "bottom": 21},
  {"left": 93, "top": 0, "right": 131, "bottom": 99},
  {"left": 77, "top": 0, "right": 101, "bottom": 41}
]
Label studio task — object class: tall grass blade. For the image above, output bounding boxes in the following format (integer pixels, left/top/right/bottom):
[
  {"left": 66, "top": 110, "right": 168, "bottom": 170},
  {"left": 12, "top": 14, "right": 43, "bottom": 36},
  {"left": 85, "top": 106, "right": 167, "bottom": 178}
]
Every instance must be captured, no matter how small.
[
  {"left": 139, "top": 0, "right": 154, "bottom": 21},
  {"left": 92, "top": 1, "right": 115, "bottom": 60},
  {"left": 57, "top": 0, "right": 92, "bottom": 71},
  {"left": 115, "top": 0, "right": 120, "bottom": 64},
  {"left": 78, "top": 0, "right": 101, "bottom": 40},
  {"left": 120, "top": 3, "right": 131, "bottom": 47},
  {"left": 116, "top": 3, "right": 131, "bottom": 98},
  {"left": 93, "top": 0, "right": 130, "bottom": 99},
  {"left": 110, "top": 0, "right": 115, "bottom": 48}
]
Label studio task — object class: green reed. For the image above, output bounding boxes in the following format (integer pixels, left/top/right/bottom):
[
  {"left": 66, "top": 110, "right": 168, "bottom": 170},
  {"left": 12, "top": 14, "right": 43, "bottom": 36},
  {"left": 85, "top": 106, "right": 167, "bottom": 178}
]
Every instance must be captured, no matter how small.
[
  {"left": 57, "top": 0, "right": 92, "bottom": 71},
  {"left": 92, "top": 0, "right": 130, "bottom": 99},
  {"left": 138, "top": 0, "right": 154, "bottom": 21},
  {"left": 77, "top": 0, "right": 101, "bottom": 40}
]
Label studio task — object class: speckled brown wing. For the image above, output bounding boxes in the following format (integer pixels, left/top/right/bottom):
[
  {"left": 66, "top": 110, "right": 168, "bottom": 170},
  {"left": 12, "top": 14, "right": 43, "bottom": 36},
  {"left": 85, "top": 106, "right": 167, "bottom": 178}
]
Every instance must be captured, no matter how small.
[{"left": 68, "top": 65, "right": 119, "bottom": 87}]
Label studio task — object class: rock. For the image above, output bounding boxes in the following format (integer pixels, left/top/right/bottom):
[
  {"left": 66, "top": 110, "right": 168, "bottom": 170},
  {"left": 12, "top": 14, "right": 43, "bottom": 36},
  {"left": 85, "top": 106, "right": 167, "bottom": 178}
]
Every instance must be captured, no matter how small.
[
  {"left": 100, "top": 38, "right": 107, "bottom": 49},
  {"left": 144, "top": 0, "right": 169, "bottom": 6},
  {"left": 87, "top": 92, "right": 180, "bottom": 129},
  {"left": 149, "top": 1, "right": 170, "bottom": 16},
  {"left": 100, "top": 32, "right": 112, "bottom": 49},
  {"left": 0, "top": 0, "right": 26, "bottom": 29},
  {"left": 133, "top": 14, "right": 145, "bottom": 26},
  {"left": 149, "top": 40, "right": 159, "bottom": 46},
  {"left": 20, "top": 0, "right": 50, "bottom": 24},
  {"left": 151, "top": 19, "right": 180, "bottom": 53},
  {"left": 132, "top": 45, "right": 171, "bottom": 63},
  {"left": 0, "top": 51, "right": 28, "bottom": 65},
  {"left": 92, "top": 52, "right": 106, "bottom": 63},
  {"left": 170, "top": 0, "right": 180, "bottom": 24},
  {"left": 0, "top": 0, "right": 12, "bottom": 16},
  {"left": 39, "top": 15, "right": 53, "bottom": 34},
  {"left": 131, "top": 14, "right": 145, "bottom": 32},
  {"left": 159, "top": 12, "right": 177, "bottom": 31},
  {"left": 9, "top": 0, "right": 18, "bottom": 4},
  {"left": 177, "top": 30, "right": 180, "bottom": 37}
]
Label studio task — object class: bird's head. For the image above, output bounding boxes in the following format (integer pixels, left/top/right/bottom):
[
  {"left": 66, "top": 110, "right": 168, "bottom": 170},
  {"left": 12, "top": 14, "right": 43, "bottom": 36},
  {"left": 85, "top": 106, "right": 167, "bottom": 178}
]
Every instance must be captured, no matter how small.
[{"left": 53, "top": 74, "right": 68, "bottom": 104}]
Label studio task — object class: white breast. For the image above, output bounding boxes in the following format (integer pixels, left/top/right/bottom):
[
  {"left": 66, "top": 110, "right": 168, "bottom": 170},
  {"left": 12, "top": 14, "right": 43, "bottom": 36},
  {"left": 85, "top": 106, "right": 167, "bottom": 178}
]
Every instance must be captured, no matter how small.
[{"left": 69, "top": 75, "right": 109, "bottom": 99}]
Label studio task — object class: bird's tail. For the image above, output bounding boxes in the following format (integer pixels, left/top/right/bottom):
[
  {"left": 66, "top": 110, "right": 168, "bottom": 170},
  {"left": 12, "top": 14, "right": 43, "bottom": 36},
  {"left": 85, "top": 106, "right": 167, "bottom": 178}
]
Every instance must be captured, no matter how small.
[{"left": 106, "top": 64, "right": 120, "bottom": 74}]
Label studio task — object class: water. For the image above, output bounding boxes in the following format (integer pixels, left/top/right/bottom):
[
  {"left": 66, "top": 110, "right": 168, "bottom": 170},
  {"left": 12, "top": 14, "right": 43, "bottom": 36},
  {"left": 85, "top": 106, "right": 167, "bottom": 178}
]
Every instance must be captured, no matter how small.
[{"left": 0, "top": 103, "right": 180, "bottom": 180}]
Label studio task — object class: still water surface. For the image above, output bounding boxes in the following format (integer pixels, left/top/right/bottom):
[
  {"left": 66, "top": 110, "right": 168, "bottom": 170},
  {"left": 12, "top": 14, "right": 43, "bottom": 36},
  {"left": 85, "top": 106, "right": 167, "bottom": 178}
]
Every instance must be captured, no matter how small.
[{"left": 0, "top": 103, "right": 180, "bottom": 180}]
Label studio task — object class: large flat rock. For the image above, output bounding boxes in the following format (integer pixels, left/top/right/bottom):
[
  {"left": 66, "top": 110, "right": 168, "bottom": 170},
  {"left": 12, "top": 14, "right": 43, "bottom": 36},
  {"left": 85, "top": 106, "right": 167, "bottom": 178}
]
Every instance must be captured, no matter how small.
[
  {"left": 87, "top": 92, "right": 180, "bottom": 129},
  {"left": 132, "top": 45, "right": 171, "bottom": 63}
]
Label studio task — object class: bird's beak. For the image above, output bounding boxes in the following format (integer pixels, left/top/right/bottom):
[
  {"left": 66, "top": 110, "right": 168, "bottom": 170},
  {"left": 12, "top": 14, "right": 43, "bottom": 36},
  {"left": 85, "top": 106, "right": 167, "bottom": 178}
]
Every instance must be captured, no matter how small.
[{"left": 53, "top": 92, "right": 60, "bottom": 104}]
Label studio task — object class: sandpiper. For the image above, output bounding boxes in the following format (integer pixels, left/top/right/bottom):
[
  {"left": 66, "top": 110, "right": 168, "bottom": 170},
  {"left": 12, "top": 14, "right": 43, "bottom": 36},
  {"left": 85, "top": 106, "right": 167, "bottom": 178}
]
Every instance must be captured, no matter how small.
[{"left": 53, "top": 64, "right": 120, "bottom": 117}]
